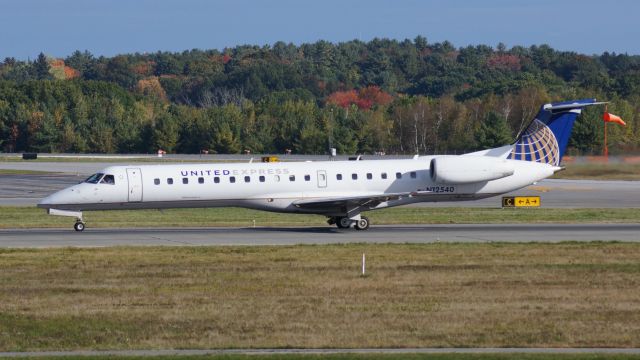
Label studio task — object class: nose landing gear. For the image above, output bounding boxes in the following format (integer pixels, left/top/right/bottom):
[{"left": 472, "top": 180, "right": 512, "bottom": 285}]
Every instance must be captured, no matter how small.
[
  {"left": 74, "top": 220, "right": 86, "bottom": 232},
  {"left": 46, "top": 209, "right": 86, "bottom": 231}
]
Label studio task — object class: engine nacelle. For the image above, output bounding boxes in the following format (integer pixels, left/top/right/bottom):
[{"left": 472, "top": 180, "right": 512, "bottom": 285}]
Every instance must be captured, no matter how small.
[{"left": 430, "top": 156, "right": 515, "bottom": 184}]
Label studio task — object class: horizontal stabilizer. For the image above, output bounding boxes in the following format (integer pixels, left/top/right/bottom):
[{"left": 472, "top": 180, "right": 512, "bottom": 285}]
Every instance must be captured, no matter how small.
[{"left": 544, "top": 101, "right": 608, "bottom": 112}]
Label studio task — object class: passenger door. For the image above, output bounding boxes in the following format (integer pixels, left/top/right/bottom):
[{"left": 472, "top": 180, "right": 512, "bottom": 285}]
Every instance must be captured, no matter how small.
[
  {"left": 317, "top": 170, "right": 327, "bottom": 188},
  {"left": 126, "top": 168, "right": 143, "bottom": 202}
]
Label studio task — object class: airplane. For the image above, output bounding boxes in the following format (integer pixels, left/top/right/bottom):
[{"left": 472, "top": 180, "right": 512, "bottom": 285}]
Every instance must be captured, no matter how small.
[{"left": 38, "top": 98, "right": 605, "bottom": 231}]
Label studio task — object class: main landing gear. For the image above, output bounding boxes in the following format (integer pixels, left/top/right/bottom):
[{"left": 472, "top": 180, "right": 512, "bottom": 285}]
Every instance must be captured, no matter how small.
[{"left": 328, "top": 216, "right": 370, "bottom": 231}]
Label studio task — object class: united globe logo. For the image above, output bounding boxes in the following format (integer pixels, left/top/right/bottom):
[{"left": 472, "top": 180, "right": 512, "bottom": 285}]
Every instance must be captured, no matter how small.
[{"left": 508, "top": 119, "right": 560, "bottom": 166}]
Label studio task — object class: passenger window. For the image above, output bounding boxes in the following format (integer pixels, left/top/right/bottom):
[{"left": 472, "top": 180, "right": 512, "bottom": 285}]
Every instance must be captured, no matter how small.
[
  {"left": 230, "top": 176, "right": 236, "bottom": 183},
  {"left": 259, "top": 175, "right": 265, "bottom": 182},
  {"left": 167, "top": 178, "right": 173, "bottom": 185},
  {"left": 100, "top": 175, "right": 115, "bottom": 185},
  {"left": 183, "top": 178, "right": 189, "bottom": 184},
  {"left": 304, "top": 174, "right": 311, "bottom": 181},
  {"left": 198, "top": 177, "right": 204, "bottom": 184},
  {"left": 381, "top": 173, "right": 387, "bottom": 179},
  {"left": 352, "top": 173, "right": 358, "bottom": 180},
  {"left": 366, "top": 173, "right": 372, "bottom": 180},
  {"left": 214, "top": 177, "right": 220, "bottom": 183},
  {"left": 289, "top": 175, "right": 296, "bottom": 182},
  {"left": 336, "top": 174, "right": 342, "bottom": 180},
  {"left": 154, "top": 178, "right": 160, "bottom": 185},
  {"left": 396, "top": 172, "right": 402, "bottom": 179},
  {"left": 244, "top": 176, "right": 250, "bottom": 183},
  {"left": 410, "top": 171, "right": 417, "bottom": 179}
]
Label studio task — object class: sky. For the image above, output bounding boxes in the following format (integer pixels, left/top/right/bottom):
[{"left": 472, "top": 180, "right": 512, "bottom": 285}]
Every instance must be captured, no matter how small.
[{"left": 1, "top": 0, "right": 639, "bottom": 60}]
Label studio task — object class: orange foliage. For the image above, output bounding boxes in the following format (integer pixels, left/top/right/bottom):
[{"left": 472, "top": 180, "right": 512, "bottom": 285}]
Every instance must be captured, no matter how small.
[
  {"left": 48, "top": 58, "right": 80, "bottom": 80},
  {"left": 135, "top": 77, "right": 167, "bottom": 101},
  {"left": 326, "top": 89, "right": 359, "bottom": 108},
  {"left": 486, "top": 54, "right": 521, "bottom": 71},
  {"left": 358, "top": 85, "right": 393, "bottom": 108},
  {"left": 326, "top": 86, "right": 393, "bottom": 110},
  {"left": 64, "top": 66, "right": 80, "bottom": 79},
  {"left": 132, "top": 61, "right": 154, "bottom": 76}
]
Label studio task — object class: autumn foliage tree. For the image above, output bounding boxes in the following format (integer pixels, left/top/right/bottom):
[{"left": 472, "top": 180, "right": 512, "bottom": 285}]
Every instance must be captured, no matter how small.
[
  {"left": 326, "top": 86, "right": 393, "bottom": 110},
  {"left": 1, "top": 39, "right": 640, "bottom": 155}
]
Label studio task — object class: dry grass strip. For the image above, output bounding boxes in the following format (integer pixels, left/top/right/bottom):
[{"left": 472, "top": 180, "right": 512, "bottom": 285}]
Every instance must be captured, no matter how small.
[{"left": 1, "top": 243, "right": 640, "bottom": 351}]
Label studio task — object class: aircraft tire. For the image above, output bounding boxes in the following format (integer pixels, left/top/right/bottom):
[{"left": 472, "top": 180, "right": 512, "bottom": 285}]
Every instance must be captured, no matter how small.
[
  {"left": 337, "top": 217, "right": 352, "bottom": 229},
  {"left": 74, "top": 221, "right": 85, "bottom": 232},
  {"left": 355, "top": 216, "right": 370, "bottom": 231}
]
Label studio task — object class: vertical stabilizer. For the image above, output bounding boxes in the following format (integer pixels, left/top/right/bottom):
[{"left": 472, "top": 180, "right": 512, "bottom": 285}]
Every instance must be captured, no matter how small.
[{"left": 508, "top": 98, "right": 602, "bottom": 166}]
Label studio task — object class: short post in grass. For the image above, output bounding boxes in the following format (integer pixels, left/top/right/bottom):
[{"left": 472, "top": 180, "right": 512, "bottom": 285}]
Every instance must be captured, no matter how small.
[{"left": 362, "top": 253, "right": 366, "bottom": 276}]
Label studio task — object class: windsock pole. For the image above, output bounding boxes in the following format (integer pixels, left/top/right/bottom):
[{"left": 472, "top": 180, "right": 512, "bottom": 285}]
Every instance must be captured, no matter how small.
[{"left": 604, "top": 105, "right": 608, "bottom": 157}]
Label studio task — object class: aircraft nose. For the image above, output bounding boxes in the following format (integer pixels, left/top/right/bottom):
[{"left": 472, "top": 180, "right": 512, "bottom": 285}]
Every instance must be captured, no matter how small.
[
  {"left": 38, "top": 191, "right": 64, "bottom": 208},
  {"left": 37, "top": 186, "right": 82, "bottom": 209}
]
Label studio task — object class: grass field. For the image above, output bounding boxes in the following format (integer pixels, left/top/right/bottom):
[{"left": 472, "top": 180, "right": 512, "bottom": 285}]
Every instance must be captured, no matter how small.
[
  {"left": 6, "top": 355, "right": 640, "bottom": 360},
  {"left": 552, "top": 163, "right": 640, "bottom": 181},
  {"left": 1, "top": 206, "right": 640, "bottom": 229},
  {"left": 1, "top": 243, "right": 640, "bottom": 351},
  {"left": 0, "top": 169, "right": 59, "bottom": 175},
  {"left": 4, "top": 355, "right": 640, "bottom": 360},
  {"left": 0, "top": 156, "right": 201, "bottom": 163}
]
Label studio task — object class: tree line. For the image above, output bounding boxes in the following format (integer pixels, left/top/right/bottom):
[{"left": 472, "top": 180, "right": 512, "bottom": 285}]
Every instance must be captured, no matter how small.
[{"left": 1, "top": 38, "right": 639, "bottom": 155}]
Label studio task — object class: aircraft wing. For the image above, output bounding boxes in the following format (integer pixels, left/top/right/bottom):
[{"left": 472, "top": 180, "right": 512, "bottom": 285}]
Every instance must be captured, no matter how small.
[{"left": 292, "top": 191, "right": 431, "bottom": 211}]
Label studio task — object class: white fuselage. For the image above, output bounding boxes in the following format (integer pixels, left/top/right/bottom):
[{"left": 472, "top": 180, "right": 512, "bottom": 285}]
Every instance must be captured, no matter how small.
[{"left": 38, "top": 156, "right": 555, "bottom": 217}]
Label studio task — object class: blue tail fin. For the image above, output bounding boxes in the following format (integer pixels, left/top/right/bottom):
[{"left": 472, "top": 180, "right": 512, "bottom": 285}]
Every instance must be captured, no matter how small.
[{"left": 508, "top": 98, "right": 602, "bottom": 166}]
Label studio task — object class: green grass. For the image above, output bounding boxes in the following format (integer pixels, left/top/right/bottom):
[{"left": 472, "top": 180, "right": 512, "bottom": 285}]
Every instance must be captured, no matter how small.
[
  {"left": 0, "top": 169, "right": 59, "bottom": 175},
  {"left": 553, "top": 163, "right": 640, "bottom": 180},
  {"left": 3, "top": 355, "right": 640, "bottom": 360},
  {"left": 2, "top": 206, "right": 640, "bottom": 229},
  {"left": 2, "top": 243, "right": 640, "bottom": 350}
]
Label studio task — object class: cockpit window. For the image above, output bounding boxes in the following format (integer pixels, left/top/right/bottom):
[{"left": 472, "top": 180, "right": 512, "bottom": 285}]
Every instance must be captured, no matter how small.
[
  {"left": 84, "top": 173, "right": 104, "bottom": 184},
  {"left": 100, "top": 175, "right": 115, "bottom": 185}
]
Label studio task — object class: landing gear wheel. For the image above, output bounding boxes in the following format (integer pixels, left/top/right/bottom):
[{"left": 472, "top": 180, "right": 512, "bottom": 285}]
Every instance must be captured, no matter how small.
[
  {"left": 355, "top": 216, "right": 370, "bottom": 231},
  {"left": 74, "top": 221, "right": 85, "bottom": 232},
  {"left": 337, "top": 217, "right": 352, "bottom": 229}
]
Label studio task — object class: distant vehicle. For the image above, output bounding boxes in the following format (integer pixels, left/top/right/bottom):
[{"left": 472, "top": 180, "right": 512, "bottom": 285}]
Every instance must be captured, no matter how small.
[{"left": 39, "top": 99, "right": 604, "bottom": 231}]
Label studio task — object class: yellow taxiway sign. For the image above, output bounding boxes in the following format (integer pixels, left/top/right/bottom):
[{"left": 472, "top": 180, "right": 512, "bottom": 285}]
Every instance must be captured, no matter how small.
[{"left": 502, "top": 196, "right": 541, "bottom": 208}]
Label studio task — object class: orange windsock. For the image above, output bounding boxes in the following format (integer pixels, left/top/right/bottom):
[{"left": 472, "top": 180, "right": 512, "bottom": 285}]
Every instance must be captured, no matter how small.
[{"left": 603, "top": 112, "right": 626, "bottom": 126}]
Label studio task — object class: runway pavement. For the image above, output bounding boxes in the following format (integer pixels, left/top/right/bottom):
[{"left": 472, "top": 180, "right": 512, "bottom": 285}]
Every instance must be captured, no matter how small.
[{"left": 2, "top": 224, "right": 639, "bottom": 248}]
